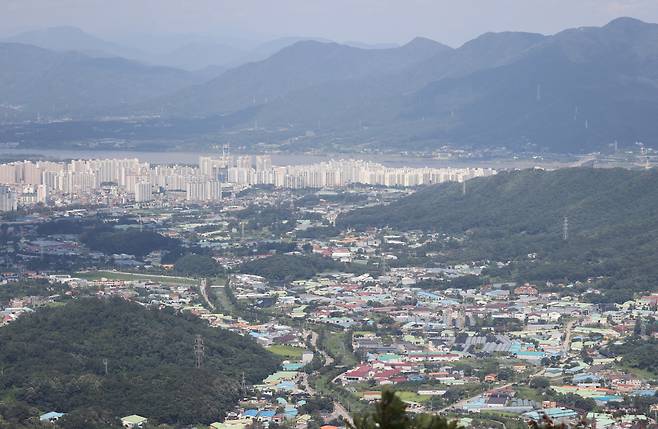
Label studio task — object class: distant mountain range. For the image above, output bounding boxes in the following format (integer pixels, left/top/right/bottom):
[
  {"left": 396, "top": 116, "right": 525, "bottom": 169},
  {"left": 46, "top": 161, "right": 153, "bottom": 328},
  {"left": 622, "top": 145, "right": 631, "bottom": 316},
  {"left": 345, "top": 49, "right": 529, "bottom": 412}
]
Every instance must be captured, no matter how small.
[
  {"left": 2, "top": 27, "right": 384, "bottom": 71},
  {"left": 3, "top": 18, "right": 658, "bottom": 153},
  {"left": 4, "top": 26, "right": 144, "bottom": 59},
  {"left": 138, "top": 37, "right": 450, "bottom": 118},
  {"left": 0, "top": 42, "right": 202, "bottom": 119}
]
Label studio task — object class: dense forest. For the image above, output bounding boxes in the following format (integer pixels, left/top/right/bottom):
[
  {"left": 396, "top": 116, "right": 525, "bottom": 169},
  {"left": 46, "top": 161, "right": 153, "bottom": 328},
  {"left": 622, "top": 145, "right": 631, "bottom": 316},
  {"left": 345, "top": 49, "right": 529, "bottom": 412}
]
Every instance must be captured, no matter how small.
[
  {"left": 174, "top": 253, "right": 222, "bottom": 277},
  {"left": 339, "top": 168, "right": 658, "bottom": 302},
  {"left": 603, "top": 338, "right": 658, "bottom": 376},
  {"left": 235, "top": 204, "right": 297, "bottom": 235},
  {"left": 37, "top": 218, "right": 181, "bottom": 259},
  {"left": 80, "top": 228, "right": 180, "bottom": 258},
  {"left": 0, "top": 298, "right": 280, "bottom": 427}
]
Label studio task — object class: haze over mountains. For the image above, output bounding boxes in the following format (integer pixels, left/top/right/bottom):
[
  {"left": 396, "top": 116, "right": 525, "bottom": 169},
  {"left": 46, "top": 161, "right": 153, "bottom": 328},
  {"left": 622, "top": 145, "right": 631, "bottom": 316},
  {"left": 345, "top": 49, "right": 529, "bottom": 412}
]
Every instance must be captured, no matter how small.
[
  {"left": 3, "top": 17, "right": 658, "bottom": 153},
  {"left": 0, "top": 43, "right": 203, "bottom": 117}
]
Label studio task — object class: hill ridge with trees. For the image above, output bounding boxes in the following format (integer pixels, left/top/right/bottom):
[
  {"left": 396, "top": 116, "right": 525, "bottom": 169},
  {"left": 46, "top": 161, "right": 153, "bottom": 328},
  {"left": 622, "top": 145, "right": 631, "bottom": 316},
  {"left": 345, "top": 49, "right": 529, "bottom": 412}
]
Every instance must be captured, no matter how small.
[
  {"left": 0, "top": 298, "right": 280, "bottom": 427},
  {"left": 339, "top": 167, "right": 658, "bottom": 302}
]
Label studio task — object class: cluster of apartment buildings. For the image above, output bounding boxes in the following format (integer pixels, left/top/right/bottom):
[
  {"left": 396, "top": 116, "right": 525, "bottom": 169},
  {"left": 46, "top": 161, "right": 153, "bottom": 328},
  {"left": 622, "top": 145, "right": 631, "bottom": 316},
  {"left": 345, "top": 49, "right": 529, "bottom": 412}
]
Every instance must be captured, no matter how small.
[{"left": 0, "top": 156, "right": 495, "bottom": 210}]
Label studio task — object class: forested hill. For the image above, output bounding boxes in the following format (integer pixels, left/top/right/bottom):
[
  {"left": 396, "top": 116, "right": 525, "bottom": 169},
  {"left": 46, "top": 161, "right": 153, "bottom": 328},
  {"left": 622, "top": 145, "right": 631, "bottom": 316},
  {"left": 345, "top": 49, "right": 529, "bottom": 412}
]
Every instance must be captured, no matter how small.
[
  {"left": 339, "top": 168, "right": 658, "bottom": 302},
  {"left": 0, "top": 298, "right": 280, "bottom": 427},
  {"left": 339, "top": 168, "right": 658, "bottom": 233}
]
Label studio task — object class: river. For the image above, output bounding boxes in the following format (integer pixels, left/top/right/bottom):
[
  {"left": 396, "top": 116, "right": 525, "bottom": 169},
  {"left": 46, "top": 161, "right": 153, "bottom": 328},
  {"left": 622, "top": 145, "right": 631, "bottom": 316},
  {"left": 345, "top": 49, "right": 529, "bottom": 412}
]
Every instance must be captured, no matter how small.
[{"left": 0, "top": 148, "right": 577, "bottom": 169}]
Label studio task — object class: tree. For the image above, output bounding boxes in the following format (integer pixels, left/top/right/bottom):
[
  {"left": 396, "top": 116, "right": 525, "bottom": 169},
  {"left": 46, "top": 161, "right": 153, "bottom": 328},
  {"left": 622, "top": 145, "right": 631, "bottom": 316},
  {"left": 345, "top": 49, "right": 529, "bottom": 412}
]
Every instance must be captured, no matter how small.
[
  {"left": 57, "top": 407, "right": 120, "bottom": 429},
  {"left": 529, "top": 377, "right": 550, "bottom": 389},
  {"left": 338, "top": 168, "right": 658, "bottom": 303},
  {"left": 579, "top": 347, "right": 593, "bottom": 365},
  {"left": 174, "top": 254, "right": 221, "bottom": 277},
  {"left": 633, "top": 317, "right": 642, "bottom": 337},
  {"left": 349, "top": 390, "right": 460, "bottom": 429},
  {"left": 81, "top": 228, "right": 179, "bottom": 258},
  {"left": 0, "top": 298, "right": 280, "bottom": 426},
  {"left": 497, "top": 368, "right": 514, "bottom": 381}
]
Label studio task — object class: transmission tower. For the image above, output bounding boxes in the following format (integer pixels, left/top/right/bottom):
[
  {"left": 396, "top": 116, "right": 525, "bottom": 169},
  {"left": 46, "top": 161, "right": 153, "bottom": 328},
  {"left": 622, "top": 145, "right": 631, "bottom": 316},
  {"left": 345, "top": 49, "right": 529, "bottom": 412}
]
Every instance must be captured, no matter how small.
[
  {"left": 462, "top": 180, "right": 466, "bottom": 195},
  {"left": 380, "top": 253, "right": 388, "bottom": 275},
  {"left": 102, "top": 358, "right": 108, "bottom": 376},
  {"left": 194, "top": 335, "right": 205, "bottom": 369},
  {"left": 562, "top": 216, "right": 569, "bottom": 241}
]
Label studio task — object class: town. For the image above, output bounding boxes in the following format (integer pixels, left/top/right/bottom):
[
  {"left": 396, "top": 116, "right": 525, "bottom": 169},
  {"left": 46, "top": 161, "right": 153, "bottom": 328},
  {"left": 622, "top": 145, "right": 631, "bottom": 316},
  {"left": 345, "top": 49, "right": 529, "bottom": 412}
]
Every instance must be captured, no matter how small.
[
  {"left": 1, "top": 165, "right": 656, "bottom": 429},
  {"left": 0, "top": 156, "right": 494, "bottom": 210}
]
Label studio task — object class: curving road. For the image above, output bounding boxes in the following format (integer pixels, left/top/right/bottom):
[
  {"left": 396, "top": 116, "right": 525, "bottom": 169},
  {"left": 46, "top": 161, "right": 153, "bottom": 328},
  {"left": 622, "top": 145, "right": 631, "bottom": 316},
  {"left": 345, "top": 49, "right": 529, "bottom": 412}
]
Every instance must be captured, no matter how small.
[
  {"left": 438, "top": 318, "right": 577, "bottom": 415},
  {"left": 305, "top": 329, "right": 352, "bottom": 424}
]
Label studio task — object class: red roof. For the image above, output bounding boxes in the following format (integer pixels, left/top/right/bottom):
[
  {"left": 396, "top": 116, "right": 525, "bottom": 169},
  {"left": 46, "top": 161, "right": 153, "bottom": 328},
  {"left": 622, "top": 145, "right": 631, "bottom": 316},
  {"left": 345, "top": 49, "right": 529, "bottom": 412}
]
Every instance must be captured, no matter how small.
[
  {"left": 373, "top": 368, "right": 401, "bottom": 379},
  {"left": 343, "top": 364, "right": 371, "bottom": 378}
]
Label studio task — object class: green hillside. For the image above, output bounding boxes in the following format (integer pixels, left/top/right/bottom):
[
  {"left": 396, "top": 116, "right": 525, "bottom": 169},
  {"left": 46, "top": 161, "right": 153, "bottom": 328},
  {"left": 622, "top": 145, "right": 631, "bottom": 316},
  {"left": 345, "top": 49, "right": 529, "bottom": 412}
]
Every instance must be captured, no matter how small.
[
  {"left": 0, "top": 298, "right": 280, "bottom": 427},
  {"left": 339, "top": 168, "right": 658, "bottom": 302}
]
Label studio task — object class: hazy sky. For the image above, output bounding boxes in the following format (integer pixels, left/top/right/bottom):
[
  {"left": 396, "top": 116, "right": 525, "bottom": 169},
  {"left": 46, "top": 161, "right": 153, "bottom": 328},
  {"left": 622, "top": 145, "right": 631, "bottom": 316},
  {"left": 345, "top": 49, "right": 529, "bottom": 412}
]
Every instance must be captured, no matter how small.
[{"left": 4, "top": 0, "right": 658, "bottom": 47}]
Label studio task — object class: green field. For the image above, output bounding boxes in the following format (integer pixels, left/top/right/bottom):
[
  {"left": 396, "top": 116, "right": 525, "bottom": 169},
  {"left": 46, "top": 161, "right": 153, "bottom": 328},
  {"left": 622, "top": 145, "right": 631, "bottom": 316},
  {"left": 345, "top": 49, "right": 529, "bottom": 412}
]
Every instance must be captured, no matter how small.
[
  {"left": 618, "top": 363, "right": 658, "bottom": 381},
  {"left": 513, "top": 386, "right": 544, "bottom": 402},
  {"left": 210, "top": 281, "right": 237, "bottom": 314},
  {"left": 357, "top": 390, "right": 431, "bottom": 404},
  {"left": 394, "top": 391, "right": 432, "bottom": 404},
  {"left": 267, "top": 345, "right": 306, "bottom": 359},
  {"left": 313, "top": 372, "right": 367, "bottom": 414},
  {"left": 324, "top": 331, "right": 358, "bottom": 366},
  {"left": 75, "top": 271, "right": 197, "bottom": 285}
]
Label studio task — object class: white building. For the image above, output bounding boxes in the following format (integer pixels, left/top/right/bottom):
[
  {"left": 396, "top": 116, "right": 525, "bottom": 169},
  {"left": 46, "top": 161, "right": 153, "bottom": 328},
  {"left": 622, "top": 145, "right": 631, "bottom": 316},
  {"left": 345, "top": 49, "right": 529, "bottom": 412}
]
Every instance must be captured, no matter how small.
[
  {"left": 134, "top": 182, "right": 152, "bottom": 202},
  {"left": 0, "top": 186, "right": 17, "bottom": 212},
  {"left": 36, "top": 184, "right": 48, "bottom": 204}
]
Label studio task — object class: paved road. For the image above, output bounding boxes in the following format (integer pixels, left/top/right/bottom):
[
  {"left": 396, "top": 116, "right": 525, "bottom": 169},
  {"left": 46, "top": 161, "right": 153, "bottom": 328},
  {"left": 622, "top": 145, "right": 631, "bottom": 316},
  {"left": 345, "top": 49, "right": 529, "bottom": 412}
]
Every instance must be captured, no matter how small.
[
  {"left": 436, "top": 381, "right": 513, "bottom": 414},
  {"left": 199, "top": 279, "right": 216, "bottom": 310},
  {"left": 438, "top": 318, "right": 577, "bottom": 415},
  {"left": 303, "top": 317, "right": 577, "bottom": 422},
  {"left": 301, "top": 372, "right": 316, "bottom": 395},
  {"left": 437, "top": 368, "right": 546, "bottom": 414},
  {"left": 562, "top": 319, "right": 577, "bottom": 356},
  {"left": 307, "top": 330, "right": 335, "bottom": 366},
  {"left": 332, "top": 401, "right": 353, "bottom": 424},
  {"left": 305, "top": 329, "right": 352, "bottom": 424}
]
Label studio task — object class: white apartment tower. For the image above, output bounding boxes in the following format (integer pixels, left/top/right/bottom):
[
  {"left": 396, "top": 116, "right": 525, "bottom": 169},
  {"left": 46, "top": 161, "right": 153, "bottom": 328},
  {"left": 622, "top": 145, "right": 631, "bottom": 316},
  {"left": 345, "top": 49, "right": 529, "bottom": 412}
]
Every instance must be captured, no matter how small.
[
  {"left": 134, "top": 182, "right": 152, "bottom": 202},
  {"left": 0, "top": 186, "right": 17, "bottom": 212},
  {"left": 36, "top": 184, "right": 48, "bottom": 204}
]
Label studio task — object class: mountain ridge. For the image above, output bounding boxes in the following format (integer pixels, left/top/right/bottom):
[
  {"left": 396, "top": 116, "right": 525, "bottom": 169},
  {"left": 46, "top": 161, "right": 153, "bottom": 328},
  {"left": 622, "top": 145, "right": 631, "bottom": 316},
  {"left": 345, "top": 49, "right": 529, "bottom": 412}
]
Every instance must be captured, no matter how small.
[
  {"left": 0, "top": 42, "right": 204, "bottom": 120},
  {"left": 0, "top": 297, "right": 280, "bottom": 426},
  {"left": 3, "top": 17, "right": 658, "bottom": 153},
  {"left": 338, "top": 167, "right": 658, "bottom": 302},
  {"left": 137, "top": 37, "right": 452, "bottom": 117}
]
